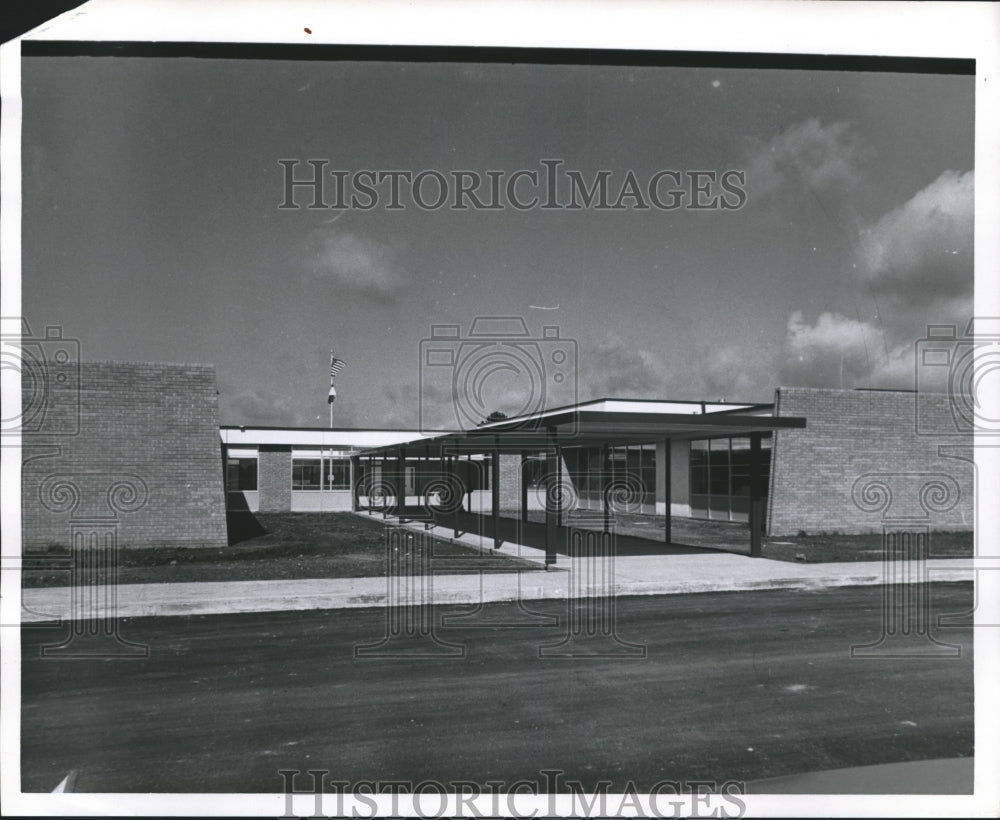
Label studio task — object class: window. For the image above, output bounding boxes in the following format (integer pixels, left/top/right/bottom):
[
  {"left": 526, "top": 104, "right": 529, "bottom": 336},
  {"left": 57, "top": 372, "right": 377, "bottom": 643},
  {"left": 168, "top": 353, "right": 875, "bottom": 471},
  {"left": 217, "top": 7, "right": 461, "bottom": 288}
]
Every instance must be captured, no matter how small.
[
  {"left": 226, "top": 457, "right": 258, "bottom": 492},
  {"left": 523, "top": 455, "right": 546, "bottom": 488},
  {"left": 689, "top": 440, "right": 709, "bottom": 494},
  {"left": 640, "top": 444, "right": 656, "bottom": 512},
  {"left": 689, "top": 435, "right": 771, "bottom": 523},
  {"left": 326, "top": 457, "right": 351, "bottom": 490},
  {"left": 479, "top": 456, "right": 491, "bottom": 491},
  {"left": 292, "top": 459, "right": 321, "bottom": 490}
]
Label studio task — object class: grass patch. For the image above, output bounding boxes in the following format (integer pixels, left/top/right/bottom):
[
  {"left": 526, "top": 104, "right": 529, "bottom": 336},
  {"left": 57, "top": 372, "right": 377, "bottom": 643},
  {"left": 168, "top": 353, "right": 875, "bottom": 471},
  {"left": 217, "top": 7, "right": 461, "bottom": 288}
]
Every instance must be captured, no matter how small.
[
  {"left": 761, "top": 530, "right": 973, "bottom": 563},
  {"left": 21, "top": 512, "right": 543, "bottom": 588}
]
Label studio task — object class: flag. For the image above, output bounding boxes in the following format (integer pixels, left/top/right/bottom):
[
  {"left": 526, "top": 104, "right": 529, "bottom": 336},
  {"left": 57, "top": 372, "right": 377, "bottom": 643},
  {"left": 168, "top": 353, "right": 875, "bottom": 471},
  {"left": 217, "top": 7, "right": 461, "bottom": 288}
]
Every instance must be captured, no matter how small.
[{"left": 329, "top": 355, "right": 346, "bottom": 378}]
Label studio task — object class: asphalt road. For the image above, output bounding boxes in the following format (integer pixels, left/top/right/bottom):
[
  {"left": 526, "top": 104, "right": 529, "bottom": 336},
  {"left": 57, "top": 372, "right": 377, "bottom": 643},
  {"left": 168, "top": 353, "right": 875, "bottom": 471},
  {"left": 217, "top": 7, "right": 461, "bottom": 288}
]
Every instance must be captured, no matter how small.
[{"left": 20, "top": 583, "right": 973, "bottom": 793}]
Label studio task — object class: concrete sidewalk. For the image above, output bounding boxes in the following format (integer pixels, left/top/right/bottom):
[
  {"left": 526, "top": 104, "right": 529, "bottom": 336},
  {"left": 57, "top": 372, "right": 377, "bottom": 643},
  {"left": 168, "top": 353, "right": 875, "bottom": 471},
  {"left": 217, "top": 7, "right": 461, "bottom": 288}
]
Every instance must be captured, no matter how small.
[{"left": 19, "top": 551, "right": 974, "bottom": 622}]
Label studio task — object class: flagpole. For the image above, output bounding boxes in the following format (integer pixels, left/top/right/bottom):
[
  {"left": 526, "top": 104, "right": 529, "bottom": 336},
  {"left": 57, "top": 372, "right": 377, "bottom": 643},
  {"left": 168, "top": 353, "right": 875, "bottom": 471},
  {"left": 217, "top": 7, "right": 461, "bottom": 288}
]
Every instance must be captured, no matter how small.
[{"left": 327, "top": 351, "right": 345, "bottom": 430}]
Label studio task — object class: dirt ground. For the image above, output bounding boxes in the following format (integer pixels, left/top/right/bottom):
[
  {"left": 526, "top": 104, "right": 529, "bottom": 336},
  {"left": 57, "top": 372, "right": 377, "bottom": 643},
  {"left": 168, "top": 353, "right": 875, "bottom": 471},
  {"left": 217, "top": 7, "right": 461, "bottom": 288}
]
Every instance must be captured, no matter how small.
[
  {"left": 20, "top": 584, "right": 974, "bottom": 793},
  {"left": 530, "top": 509, "right": 974, "bottom": 563},
  {"left": 21, "top": 512, "right": 543, "bottom": 588},
  {"left": 21, "top": 510, "right": 974, "bottom": 589}
]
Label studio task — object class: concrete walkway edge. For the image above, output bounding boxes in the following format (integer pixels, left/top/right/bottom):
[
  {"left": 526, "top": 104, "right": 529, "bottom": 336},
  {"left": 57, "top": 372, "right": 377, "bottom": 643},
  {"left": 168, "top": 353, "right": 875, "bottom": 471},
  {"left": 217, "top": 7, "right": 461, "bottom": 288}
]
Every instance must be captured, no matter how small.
[{"left": 18, "top": 557, "right": 974, "bottom": 622}]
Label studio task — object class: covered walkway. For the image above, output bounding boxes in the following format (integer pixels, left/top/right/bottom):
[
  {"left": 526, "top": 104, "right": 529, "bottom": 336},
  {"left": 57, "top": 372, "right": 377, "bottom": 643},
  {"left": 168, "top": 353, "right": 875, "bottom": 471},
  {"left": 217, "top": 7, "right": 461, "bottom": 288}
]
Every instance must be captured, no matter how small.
[
  {"left": 375, "top": 506, "right": 723, "bottom": 557},
  {"left": 352, "top": 399, "right": 807, "bottom": 565}
]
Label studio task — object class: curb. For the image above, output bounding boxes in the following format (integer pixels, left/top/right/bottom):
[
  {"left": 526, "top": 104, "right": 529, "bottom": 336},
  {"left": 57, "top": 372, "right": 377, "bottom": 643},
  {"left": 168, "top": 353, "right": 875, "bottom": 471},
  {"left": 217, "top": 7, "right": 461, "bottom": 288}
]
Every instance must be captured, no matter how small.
[{"left": 19, "top": 565, "right": 974, "bottom": 622}]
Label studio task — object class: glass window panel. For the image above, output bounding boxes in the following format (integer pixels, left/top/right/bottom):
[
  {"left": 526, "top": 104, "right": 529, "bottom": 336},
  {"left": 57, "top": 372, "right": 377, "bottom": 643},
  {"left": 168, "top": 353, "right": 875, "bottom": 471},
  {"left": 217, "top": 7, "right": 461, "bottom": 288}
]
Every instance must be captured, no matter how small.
[
  {"left": 729, "top": 437, "right": 750, "bottom": 497},
  {"left": 227, "top": 458, "right": 258, "bottom": 491},
  {"left": 240, "top": 459, "right": 258, "bottom": 491},
  {"left": 730, "top": 473, "right": 750, "bottom": 498},
  {"left": 292, "top": 459, "right": 321, "bottom": 490},
  {"left": 690, "top": 466, "right": 708, "bottom": 495},
  {"left": 708, "top": 495, "right": 730, "bottom": 520},
  {"left": 690, "top": 493, "right": 709, "bottom": 518},
  {"left": 708, "top": 440, "right": 729, "bottom": 495},
  {"left": 326, "top": 458, "right": 351, "bottom": 490},
  {"left": 689, "top": 440, "right": 709, "bottom": 496},
  {"left": 524, "top": 456, "right": 545, "bottom": 488},
  {"left": 626, "top": 445, "right": 641, "bottom": 480}
]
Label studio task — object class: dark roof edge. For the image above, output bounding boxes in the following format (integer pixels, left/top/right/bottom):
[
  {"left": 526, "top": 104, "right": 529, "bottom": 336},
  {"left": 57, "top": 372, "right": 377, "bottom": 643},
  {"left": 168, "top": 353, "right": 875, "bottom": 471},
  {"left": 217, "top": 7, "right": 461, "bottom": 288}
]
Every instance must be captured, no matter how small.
[{"left": 220, "top": 424, "right": 455, "bottom": 433}]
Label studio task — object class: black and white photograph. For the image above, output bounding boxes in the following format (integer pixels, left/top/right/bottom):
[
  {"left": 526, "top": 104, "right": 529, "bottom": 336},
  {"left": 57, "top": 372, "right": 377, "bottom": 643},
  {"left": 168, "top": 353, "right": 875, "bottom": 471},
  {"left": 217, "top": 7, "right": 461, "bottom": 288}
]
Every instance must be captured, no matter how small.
[{"left": 1, "top": 0, "right": 998, "bottom": 816}]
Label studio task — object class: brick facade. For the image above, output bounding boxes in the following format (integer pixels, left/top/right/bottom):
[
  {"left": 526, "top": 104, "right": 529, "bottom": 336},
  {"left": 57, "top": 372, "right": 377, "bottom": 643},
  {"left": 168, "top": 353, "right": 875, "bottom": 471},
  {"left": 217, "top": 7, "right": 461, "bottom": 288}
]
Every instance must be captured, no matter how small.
[
  {"left": 498, "top": 454, "right": 522, "bottom": 509},
  {"left": 257, "top": 446, "right": 292, "bottom": 512},
  {"left": 768, "top": 387, "right": 973, "bottom": 535},
  {"left": 21, "top": 361, "right": 228, "bottom": 549}
]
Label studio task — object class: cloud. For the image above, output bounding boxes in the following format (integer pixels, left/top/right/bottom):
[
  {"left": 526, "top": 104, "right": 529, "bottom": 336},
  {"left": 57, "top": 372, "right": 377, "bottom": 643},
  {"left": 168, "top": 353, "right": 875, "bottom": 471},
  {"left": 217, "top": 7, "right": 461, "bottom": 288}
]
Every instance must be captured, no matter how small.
[
  {"left": 219, "top": 386, "right": 312, "bottom": 426},
  {"left": 580, "top": 335, "right": 671, "bottom": 399},
  {"left": 779, "top": 169, "right": 974, "bottom": 390},
  {"left": 856, "top": 169, "right": 973, "bottom": 302},
  {"left": 698, "top": 345, "right": 777, "bottom": 402},
  {"left": 580, "top": 335, "right": 776, "bottom": 403},
  {"left": 745, "top": 119, "right": 868, "bottom": 202},
  {"left": 310, "top": 230, "right": 406, "bottom": 300},
  {"left": 779, "top": 310, "right": 912, "bottom": 389}
]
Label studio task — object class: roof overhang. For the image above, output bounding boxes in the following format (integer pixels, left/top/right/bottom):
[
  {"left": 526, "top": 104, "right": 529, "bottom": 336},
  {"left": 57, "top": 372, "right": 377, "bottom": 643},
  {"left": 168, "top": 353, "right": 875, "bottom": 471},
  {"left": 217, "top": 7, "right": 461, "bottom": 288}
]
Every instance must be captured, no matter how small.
[{"left": 358, "top": 409, "right": 806, "bottom": 456}]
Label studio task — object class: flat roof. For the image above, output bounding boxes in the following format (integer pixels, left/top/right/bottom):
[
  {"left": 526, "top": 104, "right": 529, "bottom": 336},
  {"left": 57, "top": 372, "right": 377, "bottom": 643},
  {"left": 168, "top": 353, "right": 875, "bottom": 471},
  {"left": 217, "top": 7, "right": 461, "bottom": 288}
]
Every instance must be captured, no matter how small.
[
  {"left": 220, "top": 397, "right": 804, "bottom": 454},
  {"left": 360, "top": 406, "right": 806, "bottom": 456},
  {"left": 220, "top": 427, "right": 446, "bottom": 448}
]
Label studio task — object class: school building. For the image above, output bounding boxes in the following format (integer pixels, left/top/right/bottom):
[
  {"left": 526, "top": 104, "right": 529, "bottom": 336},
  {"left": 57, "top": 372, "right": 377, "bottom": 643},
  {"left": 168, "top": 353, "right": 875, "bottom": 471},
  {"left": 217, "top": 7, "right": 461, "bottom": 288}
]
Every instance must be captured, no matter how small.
[{"left": 21, "top": 360, "right": 973, "bottom": 558}]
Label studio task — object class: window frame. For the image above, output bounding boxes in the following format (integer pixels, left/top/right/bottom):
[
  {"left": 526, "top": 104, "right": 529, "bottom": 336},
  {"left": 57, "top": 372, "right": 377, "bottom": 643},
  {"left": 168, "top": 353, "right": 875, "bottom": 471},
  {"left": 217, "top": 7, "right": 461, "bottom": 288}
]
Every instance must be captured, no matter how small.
[{"left": 292, "top": 458, "right": 322, "bottom": 491}]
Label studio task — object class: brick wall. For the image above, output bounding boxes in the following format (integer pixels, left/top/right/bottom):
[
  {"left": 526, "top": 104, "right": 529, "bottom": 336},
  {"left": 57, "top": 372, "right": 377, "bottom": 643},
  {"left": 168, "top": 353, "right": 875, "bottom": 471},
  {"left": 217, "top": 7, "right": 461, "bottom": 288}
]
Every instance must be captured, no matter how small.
[
  {"left": 769, "top": 387, "right": 973, "bottom": 535},
  {"left": 258, "top": 446, "right": 292, "bottom": 512},
  {"left": 498, "top": 454, "right": 521, "bottom": 509},
  {"left": 22, "top": 361, "right": 228, "bottom": 549}
]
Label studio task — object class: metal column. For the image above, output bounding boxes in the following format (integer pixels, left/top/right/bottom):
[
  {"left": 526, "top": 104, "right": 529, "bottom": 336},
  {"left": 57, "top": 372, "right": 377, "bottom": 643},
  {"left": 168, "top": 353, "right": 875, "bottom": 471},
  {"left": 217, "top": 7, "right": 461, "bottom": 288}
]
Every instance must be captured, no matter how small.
[
  {"left": 601, "top": 442, "right": 610, "bottom": 532},
  {"left": 663, "top": 438, "right": 671, "bottom": 545},
  {"left": 350, "top": 455, "right": 359, "bottom": 512},
  {"left": 450, "top": 455, "right": 460, "bottom": 539},
  {"left": 749, "top": 432, "right": 762, "bottom": 557},
  {"left": 520, "top": 449, "right": 529, "bottom": 524},
  {"left": 397, "top": 446, "right": 407, "bottom": 522},
  {"left": 491, "top": 439, "right": 501, "bottom": 550},
  {"left": 545, "top": 432, "right": 559, "bottom": 566}
]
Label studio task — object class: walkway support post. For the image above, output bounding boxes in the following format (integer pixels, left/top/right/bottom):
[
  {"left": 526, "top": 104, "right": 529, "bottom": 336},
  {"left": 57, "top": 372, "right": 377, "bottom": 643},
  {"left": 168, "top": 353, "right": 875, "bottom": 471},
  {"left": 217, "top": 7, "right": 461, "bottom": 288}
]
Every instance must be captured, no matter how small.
[
  {"left": 663, "top": 438, "right": 671, "bottom": 545},
  {"left": 601, "top": 442, "right": 610, "bottom": 533},
  {"left": 368, "top": 454, "right": 375, "bottom": 515},
  {"left": 556, "top": 444, "right": 564, "bottom": 528},
  {"left": 749, "top": 432, "right": 762, "bottom": 557},
  {"left": 492, "top": 438, "right": 501, "bottom": 550},
  {"left": 350, "top": 455, "right": 359, "bottom": 512},
  {"left": 397, "top": 446, "right": 406, "bottom": 522},
  {"left": 520, "top": 450, "right": 529, "bottom": 524},
  {"left": 451, "top": 455, "right": 460, "bottom": 539},
  {"left": 381, "top": 456, "right": 387, "bottom": 521},
  {"left": 424, "top": 444, "right": 433, "bottom": 530},
  {"left": 545, "top": 431, "right": 559, "bottom": 567}
]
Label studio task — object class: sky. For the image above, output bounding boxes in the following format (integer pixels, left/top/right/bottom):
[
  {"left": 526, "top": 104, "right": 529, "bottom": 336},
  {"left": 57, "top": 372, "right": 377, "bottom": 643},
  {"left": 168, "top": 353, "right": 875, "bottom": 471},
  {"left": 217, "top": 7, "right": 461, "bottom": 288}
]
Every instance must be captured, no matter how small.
[{"left": 21, "top": 54, "right": 974, "bottom": 430}]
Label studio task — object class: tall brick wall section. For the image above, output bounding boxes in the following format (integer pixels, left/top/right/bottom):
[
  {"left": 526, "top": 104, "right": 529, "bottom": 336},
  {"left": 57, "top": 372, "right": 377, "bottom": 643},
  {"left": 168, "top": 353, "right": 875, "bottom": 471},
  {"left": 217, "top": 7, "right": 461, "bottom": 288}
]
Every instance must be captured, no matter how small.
[
  {"left": 498, "top": 454, "right": 521, "bottom": 509},
  {"left": 768, "top": 387, "right": 973, "bottom": 535},
  {"left": 22, "top": 361, "right": 228, "bottom": 549},
  {"left": 258, "top": 446, "right": 292, "bottom": 512}
]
